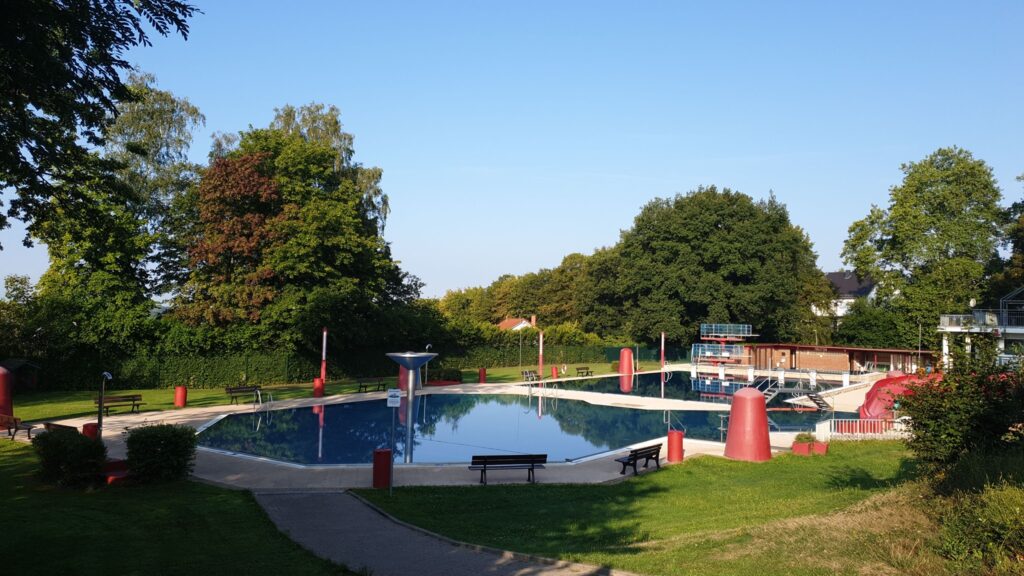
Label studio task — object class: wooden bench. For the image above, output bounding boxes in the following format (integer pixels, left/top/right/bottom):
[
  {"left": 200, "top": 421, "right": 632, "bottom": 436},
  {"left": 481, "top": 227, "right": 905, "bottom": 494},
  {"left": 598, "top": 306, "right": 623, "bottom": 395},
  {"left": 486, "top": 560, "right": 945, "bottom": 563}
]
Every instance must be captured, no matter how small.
[
  {"left": 357, "top": 378, "right": 386, "bottom": 393},
  {"left": 1, "top": 414, "right": 36, "bottom": 440},
  {"left": 469, "top": 454, "right": 547, "bottom": 485},
  {"left": 575, "top": 366, "right": 593, "bottom": 377},
  {"left": 615, "top": 443, "right": 662, "bottom": 476},
  {"left": 94, "top": 394, "right": 144, "bottom": 416},
  {"left": 225, "top": 385, "right": 262, "bottom": 404},
  {"left": 43, "top": 422, "right": 79, "bottom": 433}
]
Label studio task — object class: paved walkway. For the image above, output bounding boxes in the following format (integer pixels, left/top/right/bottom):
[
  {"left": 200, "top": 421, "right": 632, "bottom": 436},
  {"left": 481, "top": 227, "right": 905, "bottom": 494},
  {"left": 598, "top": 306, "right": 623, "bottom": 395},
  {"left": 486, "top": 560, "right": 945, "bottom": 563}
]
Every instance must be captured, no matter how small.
[{"left": 256, "top": 491, "right": 637, "bottom": 576}]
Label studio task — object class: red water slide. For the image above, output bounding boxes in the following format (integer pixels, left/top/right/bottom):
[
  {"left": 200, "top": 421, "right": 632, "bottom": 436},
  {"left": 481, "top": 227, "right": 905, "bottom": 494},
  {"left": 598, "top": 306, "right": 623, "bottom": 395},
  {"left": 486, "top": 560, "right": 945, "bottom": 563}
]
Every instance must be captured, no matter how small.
[{"left": 858, "top": 372, "right": 942, "bottom": 419}]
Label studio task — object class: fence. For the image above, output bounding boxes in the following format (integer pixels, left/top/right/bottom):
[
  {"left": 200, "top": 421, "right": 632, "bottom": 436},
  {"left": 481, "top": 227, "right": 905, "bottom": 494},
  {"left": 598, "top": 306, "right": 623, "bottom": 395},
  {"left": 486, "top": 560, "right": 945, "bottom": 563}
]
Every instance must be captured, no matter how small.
[{"left": 816, "top": 418, "right": 909, "bottom": 441}]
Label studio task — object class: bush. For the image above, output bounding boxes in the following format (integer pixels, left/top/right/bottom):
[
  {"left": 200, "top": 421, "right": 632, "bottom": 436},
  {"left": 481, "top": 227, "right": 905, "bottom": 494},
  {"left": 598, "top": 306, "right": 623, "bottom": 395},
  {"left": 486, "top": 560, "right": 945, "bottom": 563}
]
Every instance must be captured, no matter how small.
[
  {"left": 610, "top": 360, "right": 620, "bottom": 372},
  {"left": 942, "top": 483, "right": 1024, "bottom": 570},
  {"left": 428, "top": 367, "right": 463, "bottom": 383},
  {"left": 126, "top": 424, "right": 197, "bottom": 482},
  {"left": 32, "top": 428, "right": 107, "bottom": 487}
]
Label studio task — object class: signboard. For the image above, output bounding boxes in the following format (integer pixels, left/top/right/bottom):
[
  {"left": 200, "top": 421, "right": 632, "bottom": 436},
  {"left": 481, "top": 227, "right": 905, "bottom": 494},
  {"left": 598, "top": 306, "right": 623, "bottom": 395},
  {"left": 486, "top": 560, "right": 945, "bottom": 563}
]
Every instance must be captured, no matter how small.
[{"left": 386, "top": 388, "right": 402, "bottom": 408}]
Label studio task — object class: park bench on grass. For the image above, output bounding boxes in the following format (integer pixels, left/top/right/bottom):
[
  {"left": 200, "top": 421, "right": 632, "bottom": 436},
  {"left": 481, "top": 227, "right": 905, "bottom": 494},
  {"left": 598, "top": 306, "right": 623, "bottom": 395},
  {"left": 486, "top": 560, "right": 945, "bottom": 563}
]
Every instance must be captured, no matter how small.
[
  {"left": 357, "top": 377, "right": 386, "bottom": 393},
  {"left": 225, "top": 385, "right": 262, "bottom": 405},
  {"left": 1, "top": 414, "right": 36, "bottom": 440},
  {"left": 615, "top": 443, "right": 662, "bottom": 476},
  {"left": 575, "top": 366, "right": 593, "bottom": 377},
  {"left": 94, "top": 394, "right": 144, "bottom": 416},
  {"left": 521, "top": 370, "right": 540, "bottom": 382},
  {"left": 469, "top": 454, "right": 547, "bottom": 485}
]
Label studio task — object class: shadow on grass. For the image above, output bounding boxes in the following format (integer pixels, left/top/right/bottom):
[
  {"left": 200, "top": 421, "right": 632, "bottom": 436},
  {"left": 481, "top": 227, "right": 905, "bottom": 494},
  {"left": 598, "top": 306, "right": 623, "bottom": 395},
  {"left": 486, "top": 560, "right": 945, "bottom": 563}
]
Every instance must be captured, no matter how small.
[{"left": 826, "top": 457, "right": 920, "bottom": 490}]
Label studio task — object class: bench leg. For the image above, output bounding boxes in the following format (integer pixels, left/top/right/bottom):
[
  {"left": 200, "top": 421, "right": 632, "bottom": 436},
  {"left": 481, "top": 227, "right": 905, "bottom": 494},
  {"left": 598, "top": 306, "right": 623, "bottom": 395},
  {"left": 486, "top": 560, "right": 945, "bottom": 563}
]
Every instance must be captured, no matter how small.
[
  {"left": 479, "top": 468, "right": 486, "bottom": 485},
  {"left": 632, "top": 462, "right": 639, "bottom": 476},
  {"left": 528, "top": 467, "right": 534, "bottom": 483},
  {"left": 619, "top": 461, "right": 628, "bottom": 475}
]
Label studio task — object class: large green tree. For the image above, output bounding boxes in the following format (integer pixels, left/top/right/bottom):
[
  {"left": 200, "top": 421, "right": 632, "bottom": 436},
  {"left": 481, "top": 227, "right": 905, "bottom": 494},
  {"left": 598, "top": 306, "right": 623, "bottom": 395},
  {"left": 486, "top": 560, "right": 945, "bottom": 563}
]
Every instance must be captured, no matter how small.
[
  {"left": 842, "top": 147, "right": 1004, "bottom": 348},
  {"left": 176, "top": 123, "right": 418, "bottom": 352},
  {"left": 0, "top": 0, "right": 197, "bottom": 247},
  {"left": 593, "top": 187, "right": 832, "bottom": 344}
]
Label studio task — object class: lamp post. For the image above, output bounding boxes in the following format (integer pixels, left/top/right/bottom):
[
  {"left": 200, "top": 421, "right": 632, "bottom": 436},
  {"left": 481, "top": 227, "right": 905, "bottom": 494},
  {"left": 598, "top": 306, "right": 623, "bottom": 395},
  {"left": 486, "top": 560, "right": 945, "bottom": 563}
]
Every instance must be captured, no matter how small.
[
  {"left": 424, "top": 344, "right": 432, "bottom": 386},
  {"left": 97, "top": 371, "right": 112, "bottom": 441}
]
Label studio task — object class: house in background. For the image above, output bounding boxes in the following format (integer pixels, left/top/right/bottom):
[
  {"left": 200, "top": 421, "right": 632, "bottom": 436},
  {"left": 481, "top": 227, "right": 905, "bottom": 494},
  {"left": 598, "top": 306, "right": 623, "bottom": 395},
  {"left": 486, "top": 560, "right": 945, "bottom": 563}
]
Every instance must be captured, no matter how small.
[
  {"left": 498, "top": 315, "right": 537, "bottom": 331},
  {"left": 815, "top": 271, "right": 876, "bottom": 318}
]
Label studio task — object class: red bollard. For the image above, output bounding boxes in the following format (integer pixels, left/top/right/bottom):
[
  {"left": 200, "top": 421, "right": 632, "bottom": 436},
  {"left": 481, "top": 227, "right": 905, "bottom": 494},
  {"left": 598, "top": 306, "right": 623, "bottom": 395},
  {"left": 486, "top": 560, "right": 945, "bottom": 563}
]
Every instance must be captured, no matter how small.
[
  {"left": 313, "top": 377, "right": 325, "bottom": 398},
  {"left": 551, "top": 366, "right": 559, "bottom": 379},
  {"left": 667, "top": 429, "right": 685, "bottom": 462},
  {"left": 82, "top": 422, "right": 98, "bottom": 439},
  {"left": 174, "top": 386, "right": 188, "bottom": 408},
  {"left": 723, "top": 387, "right": 772, "bottom": 462},
  {"left": 372, "top": 448, "right": 392, "bottom": 488},
  {"left": 478, "top": 368, "right": 487, "bottom": 384},
  {"left": 0, "top": 366, "right": 12, "bottom": 417}
]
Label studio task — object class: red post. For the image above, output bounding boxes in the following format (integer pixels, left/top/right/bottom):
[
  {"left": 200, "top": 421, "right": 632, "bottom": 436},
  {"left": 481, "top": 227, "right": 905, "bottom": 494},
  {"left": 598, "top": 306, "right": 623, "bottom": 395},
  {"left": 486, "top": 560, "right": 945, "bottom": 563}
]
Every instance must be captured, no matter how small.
[
  {"left": 0, "top": 366, "right": 12, "bottom": 417},
  {"left": 551, "top": 366, "right": 559, "bottom": 379},
  {"left": 320, "top": 327, "right": 328, "bottom": 382},
  {"left": 538, "top": 332, "right": 544, "bottom": 384},
  {"left": 667, "top": 429, "right": 684, "bottom": 462},
  {"left": 313, "top": 377, "right": 324, "bottom": 398},
  {"left": 619, "top": 348, "right": 634, "bottom": 393},
  {"left": 173, "top": 386, "right": 188, "bottom": 408},
  {"left": 478, "top": 368, "right": 487, "bottom": 383}
]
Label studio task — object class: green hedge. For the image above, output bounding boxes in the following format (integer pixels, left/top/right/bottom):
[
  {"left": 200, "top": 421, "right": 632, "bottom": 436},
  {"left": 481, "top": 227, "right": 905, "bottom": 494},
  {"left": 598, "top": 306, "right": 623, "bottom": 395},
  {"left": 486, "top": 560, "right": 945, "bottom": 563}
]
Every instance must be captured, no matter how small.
[
  {"left": 126, "top": 424, "right": 198, "bottom": 483},
  {"left": 435, "top": 345, "right": 687, "bottom": 369}
]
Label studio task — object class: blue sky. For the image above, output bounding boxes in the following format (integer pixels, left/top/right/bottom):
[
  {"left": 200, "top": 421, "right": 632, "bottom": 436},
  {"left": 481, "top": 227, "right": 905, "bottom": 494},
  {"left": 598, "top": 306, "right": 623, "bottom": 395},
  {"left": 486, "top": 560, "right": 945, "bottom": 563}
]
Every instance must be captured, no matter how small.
[{"left": 2, "top": 1, "right": 1022, "bottom": 298}]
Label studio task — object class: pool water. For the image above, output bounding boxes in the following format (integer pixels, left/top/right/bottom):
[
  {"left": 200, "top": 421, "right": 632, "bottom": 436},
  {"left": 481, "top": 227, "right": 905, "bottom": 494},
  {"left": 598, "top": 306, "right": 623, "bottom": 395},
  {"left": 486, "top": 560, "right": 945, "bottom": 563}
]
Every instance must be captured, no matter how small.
[{"left": 197, "top": 392, "right": 836, "bottom": 465}]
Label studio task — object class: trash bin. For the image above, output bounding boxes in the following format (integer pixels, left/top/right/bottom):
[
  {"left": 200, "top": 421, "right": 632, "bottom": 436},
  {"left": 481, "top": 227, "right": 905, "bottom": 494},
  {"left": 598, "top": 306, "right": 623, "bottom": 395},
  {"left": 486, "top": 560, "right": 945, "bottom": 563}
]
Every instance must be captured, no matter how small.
[
  {"left": 478, "top": 368, "right": 487, "bottom": 384},
  {"left": 174, "top": 386, "right": 188, "bottom": 408},
  {"left": 372, "top": 448, "right": 392, "bottom": 489},
  {"left": 667, "top": 429, "right": 684, "bottom": 462},
  {"left": 82, "top": 422, "right": 99, "bottom": 440}
]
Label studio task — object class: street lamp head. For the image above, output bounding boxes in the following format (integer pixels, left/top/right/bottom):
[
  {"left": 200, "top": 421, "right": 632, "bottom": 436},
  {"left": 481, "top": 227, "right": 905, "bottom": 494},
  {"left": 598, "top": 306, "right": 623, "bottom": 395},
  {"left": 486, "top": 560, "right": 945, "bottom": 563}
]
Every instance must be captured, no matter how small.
[
  {"left": 101, "top": 372, "right": 113, "bottom": 380},
  {"left": 425, "top": 343, "right": 432, "bottom": 351}
]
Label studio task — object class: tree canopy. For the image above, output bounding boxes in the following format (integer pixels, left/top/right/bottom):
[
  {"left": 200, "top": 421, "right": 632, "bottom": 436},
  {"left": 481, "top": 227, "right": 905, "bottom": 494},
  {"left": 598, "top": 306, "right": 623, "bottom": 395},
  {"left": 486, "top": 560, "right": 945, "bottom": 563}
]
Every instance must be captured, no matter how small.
[
  {"left": 842, "top": 147, "right": 1004, "bottom": 347},
  {"left": 0, "top": 0, "right": 197, "bottom": 247}
]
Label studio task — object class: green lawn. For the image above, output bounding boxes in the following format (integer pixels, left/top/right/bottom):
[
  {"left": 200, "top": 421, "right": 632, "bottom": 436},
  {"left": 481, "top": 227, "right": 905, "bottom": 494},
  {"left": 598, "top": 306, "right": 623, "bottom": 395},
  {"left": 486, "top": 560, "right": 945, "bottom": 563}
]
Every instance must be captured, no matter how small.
[
  {"left": 0, "top": 441, "right": 352, "bottom": 575},
  {"left": 359, "top": 441, "right": 948, "bottom": 576}
]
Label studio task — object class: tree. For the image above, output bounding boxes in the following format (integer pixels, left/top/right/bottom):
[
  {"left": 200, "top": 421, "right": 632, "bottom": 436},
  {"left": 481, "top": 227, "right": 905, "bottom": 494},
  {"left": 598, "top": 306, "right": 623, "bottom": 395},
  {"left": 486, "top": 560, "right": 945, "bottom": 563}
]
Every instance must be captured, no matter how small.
[
  {"left": 0, "top": 0, "right": 197, "bottom": 246},
  {"left": 176, "top": 125, "right": 418, "bottom": 352},
  {"left": 842, "top": 147, "right": 1004, "bottom": 348},
  {"left": 588, "top": 187, "right": 832, "bottom": 344},
  {"left": 834, "top": 298, "right": 901, "bottom": 348},
  {"left": 988, "top": 172, "right": 1024, "bottom": 301}
]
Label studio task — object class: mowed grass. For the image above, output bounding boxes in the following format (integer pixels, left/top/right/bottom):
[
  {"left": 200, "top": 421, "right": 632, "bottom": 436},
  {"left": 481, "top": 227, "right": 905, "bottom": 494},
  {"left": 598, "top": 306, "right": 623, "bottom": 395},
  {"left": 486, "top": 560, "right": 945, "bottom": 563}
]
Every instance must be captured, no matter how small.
[
  {"left": 0, "top": 441, "right": 352, "bottom": 575},
  {"left": 359, "top": 441, "right": 949, "bottom": 576}
]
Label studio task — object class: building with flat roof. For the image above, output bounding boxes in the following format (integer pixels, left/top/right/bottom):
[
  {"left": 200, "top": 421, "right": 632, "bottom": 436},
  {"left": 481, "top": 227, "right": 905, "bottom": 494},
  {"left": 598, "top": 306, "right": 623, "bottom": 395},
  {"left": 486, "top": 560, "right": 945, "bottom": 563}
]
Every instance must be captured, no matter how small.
[{"left": 937, "top": 287, "right": 1024, "bottom": 365}]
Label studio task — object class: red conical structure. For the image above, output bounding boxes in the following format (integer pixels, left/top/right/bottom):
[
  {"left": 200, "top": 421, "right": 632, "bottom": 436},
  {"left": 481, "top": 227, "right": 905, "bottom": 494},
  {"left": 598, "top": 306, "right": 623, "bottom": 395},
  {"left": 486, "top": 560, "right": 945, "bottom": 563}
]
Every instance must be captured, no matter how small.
[{"left": 723, "top": 387, "right": 772, "bottom": 462}]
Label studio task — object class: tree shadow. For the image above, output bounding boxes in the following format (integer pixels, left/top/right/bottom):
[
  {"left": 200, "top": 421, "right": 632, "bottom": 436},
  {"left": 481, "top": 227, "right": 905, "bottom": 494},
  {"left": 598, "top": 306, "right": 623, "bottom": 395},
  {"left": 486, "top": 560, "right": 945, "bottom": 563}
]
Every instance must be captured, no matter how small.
[{"left": 826, "top": 457, "right": 920, "bottom": 490}]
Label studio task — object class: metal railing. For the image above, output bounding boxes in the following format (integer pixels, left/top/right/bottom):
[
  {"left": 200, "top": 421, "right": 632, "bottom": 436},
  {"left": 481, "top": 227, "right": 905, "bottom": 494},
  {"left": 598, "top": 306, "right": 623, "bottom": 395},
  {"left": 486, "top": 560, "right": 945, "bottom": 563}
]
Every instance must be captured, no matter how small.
[
  {"left": 940, "top": 309, "right": 1024, "bottom": 328},
  {"left": 691, "top": 343, "right": 748, "bottom": 361},
  {"left": 819, "top": 418, "right": 909, "bottom": 440},
  {"left": 700, "top": 323, "right": 753, "bottom": 339},
  {"left": 691, "top": 378, "right": 747, "bottom": 395}
]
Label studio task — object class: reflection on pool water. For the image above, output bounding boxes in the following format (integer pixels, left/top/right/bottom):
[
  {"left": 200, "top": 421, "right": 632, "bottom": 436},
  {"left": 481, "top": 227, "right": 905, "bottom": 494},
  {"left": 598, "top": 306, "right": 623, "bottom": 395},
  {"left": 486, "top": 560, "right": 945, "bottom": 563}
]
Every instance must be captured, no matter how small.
[{"left": 196, "top": 392, "right": 838, "bottom": 465}]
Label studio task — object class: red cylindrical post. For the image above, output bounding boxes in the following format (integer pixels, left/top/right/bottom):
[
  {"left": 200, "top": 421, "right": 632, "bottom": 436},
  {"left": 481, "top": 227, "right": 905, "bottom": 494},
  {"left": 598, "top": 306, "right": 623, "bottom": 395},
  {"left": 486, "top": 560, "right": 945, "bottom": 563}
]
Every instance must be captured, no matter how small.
[
  {"left": 667, "top": 429, "right": 685, "bottom": 462},
  {"left": 0, "top": 366, "right": 12, "bottom": 417},
  {"left": 372, "top": 448, "right": 392, "bottom": 489},
  {"left": 618, "top": 348, "right": 634, "bottom": 393},
  {"left": 174, "top": 386, "right": 188, "bottom": 408},
  {"left": 397, "top": 366, "right": 409, "bottom": 391},
  {"left": 551, "top": 366, "right": 559, "bottom": 379},
  {"left": 82, "top": 422, "right": 98, "bottom": 439},
  {"left": 313, "top": 377, "right": 325, "bottom": 398},
  {"left": 723, "top": 387, "right": 772, "bottom": 462},
  {"left": 478, "top": 368, "right": 487, "bottom": 384}
]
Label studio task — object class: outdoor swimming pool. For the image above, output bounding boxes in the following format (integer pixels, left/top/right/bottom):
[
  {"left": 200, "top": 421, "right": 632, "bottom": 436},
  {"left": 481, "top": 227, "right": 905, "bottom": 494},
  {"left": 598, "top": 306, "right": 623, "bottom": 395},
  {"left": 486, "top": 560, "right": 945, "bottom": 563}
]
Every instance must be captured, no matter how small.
[{"left": 196, "top": 392, "right": 838, "bottom": 466}]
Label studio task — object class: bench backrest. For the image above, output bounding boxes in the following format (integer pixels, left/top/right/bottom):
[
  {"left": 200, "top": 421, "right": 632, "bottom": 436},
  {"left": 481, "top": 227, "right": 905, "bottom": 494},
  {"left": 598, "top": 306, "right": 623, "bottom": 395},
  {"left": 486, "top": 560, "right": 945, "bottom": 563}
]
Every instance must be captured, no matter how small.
[
  {"left": 630, "top": 444, "right": 662, "bottom": 457},
  {"left": 0, "top": 414, "right": 19, "bottom": 426},
  {"left": 96, "top": 395, "right": 141, "bottom": 404},
  {"left": 225, "top": 385, "right": 260, "bottom": 393},
  {"left": 471, "top": 454, "right": 547, "bottom": 466}
]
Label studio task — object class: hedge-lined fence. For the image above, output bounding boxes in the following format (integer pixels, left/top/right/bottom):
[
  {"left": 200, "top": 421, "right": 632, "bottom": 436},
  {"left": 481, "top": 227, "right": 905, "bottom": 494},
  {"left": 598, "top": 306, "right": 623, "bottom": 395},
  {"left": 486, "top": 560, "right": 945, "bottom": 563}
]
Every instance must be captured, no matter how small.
[{"left": 14, "top": 345, "right": 689, "bottom": 391}]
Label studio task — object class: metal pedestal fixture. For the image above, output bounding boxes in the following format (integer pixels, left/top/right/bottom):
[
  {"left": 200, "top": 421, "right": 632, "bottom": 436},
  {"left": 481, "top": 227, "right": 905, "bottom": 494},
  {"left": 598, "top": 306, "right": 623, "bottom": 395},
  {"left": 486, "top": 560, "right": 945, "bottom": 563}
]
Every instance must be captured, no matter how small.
[{"left": 385, "top": 352, "right": 437, "bottom": 463}]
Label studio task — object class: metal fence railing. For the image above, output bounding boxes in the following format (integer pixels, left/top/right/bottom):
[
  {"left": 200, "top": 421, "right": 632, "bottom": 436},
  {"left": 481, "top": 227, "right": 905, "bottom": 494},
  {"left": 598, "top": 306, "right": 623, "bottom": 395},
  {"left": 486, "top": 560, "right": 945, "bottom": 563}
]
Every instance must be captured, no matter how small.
[
  {"left": 690, "top": 343, "right": 748, "bottom": 361},
  {"left": 816, "top": 418, "right": 909, "bottom": 441},
  {"left": 700, "top": 323, "right": 753, "bottom": 339}
]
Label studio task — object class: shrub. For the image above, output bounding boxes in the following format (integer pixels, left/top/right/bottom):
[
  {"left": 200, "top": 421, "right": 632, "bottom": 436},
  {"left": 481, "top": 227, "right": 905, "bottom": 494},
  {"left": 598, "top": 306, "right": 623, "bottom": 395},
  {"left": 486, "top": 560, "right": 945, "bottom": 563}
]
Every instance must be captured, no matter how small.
[
  {"left": 428, "top": 367, "right": 463, "bottom": 383},
  {"left": 610, "top": 360, "right": 620, "bottom": 372},
  {"left": 32, "top": 428, "right": 106, "bottom": 487},
  {"left": 941, "top": 483, "right": 1024, "bottom": 570},
  {"left": 126, "top": 424, "right": 197, "bottom": 482},
  {"left": 794, "top": 432, "right": 816, "bottom": 443}
]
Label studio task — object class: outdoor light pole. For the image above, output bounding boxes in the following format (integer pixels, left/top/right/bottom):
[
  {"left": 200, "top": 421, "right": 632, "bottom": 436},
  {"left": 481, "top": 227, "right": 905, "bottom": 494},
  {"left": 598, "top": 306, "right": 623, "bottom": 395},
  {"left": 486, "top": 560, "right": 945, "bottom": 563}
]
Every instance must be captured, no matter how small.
[
  {"left": 97, "top": 371, "right": 112, "bottom": 441},
  {"left": 424, "top": 344, "right": 432, "bottom": 386}
]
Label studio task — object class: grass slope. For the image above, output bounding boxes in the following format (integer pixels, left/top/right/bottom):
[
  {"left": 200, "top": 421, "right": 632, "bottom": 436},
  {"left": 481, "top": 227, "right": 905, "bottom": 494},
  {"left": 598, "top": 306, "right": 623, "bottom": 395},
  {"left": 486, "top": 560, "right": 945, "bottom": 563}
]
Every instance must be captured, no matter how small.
[
  {"left": 0, "top": 441, "right": 351, "bottom": 575},
  {"left": 359, "top": 441, "right": 949, "bottom": 575}
]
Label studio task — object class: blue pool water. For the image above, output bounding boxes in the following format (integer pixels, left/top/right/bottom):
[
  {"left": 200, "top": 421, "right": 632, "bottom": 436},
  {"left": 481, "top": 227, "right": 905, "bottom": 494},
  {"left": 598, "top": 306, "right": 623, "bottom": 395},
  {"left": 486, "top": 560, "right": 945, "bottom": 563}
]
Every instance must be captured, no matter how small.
[{"left": 196, "top": 392, "right": 835, "bottom": 465}]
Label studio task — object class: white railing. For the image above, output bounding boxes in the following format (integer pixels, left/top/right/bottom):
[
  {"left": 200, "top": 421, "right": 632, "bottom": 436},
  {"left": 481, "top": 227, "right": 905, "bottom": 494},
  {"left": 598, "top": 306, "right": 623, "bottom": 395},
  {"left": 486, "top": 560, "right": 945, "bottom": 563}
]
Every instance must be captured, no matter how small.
[{"left": 816, "top": 418, "right": 909, "bottom": 441}]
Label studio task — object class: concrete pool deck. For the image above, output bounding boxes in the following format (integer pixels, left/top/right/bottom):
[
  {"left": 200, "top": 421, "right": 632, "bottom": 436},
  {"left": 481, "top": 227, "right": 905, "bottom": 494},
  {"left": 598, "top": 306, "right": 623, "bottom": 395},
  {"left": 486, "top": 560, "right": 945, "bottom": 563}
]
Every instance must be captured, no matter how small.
[{"left": 36, "top": 382, "right": 800, "bottom": 490}]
